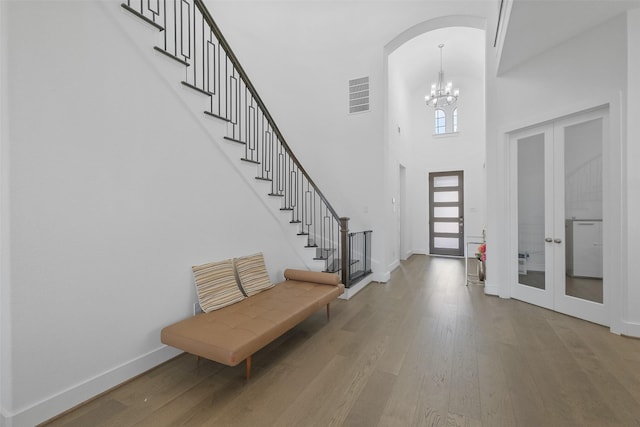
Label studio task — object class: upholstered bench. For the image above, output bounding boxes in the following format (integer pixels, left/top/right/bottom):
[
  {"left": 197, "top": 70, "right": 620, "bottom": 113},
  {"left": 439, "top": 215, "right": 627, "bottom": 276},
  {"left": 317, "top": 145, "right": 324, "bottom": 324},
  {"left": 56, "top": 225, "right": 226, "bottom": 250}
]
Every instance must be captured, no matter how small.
[{"left": 161, "top": 253, "right": 344, "bottom": 379}]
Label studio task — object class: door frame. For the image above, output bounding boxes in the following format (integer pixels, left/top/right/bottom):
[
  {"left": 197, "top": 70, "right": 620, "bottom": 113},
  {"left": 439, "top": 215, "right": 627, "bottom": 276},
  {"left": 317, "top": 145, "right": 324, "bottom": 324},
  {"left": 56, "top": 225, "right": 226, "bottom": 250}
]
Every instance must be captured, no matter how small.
[
  {"left": 399, "top": 164, "right": 408, "bottom": 261},
  {"left": 507, "top": 106, "right": 613, "bottom": 326}
]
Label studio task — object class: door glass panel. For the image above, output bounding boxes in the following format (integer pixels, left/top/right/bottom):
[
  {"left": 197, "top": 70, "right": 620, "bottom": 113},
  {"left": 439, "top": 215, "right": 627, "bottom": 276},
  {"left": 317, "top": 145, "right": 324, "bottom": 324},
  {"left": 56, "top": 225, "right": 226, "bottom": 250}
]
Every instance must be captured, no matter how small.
[
  {"left": 518, "top": 133, "right": 546, "bottom": 289},
  {"left": 434, "top": 237, "right": 459, "bottom": 249},
  {"left": 434, "top": 191, "right": 459, "bottom": 203},
  {"left": 564, "top": 119, "right": 603, "bottom": 303},
  {"left": 434, "top": 222, "right": 459, "bottom": 233},
  {"left": 433, "top": 175, "right": 458, "bottom": 187},
  {"left": 434, "top": 206, "right": 459, "bottom": 218}
]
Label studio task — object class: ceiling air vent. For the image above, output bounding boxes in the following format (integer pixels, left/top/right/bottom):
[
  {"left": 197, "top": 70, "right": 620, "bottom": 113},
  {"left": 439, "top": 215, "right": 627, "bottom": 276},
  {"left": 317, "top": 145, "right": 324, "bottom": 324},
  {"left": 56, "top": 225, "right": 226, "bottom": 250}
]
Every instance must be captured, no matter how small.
[{"left": 348, "top": 76, "right": 370, "bottom": 114}]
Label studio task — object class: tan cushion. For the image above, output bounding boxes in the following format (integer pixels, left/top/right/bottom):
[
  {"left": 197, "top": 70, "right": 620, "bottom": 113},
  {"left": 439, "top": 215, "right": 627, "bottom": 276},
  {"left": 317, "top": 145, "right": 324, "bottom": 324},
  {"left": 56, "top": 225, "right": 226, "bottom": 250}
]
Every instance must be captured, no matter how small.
[
  {"left": 284, "top": 269, "right": 340, "bottom": 286},
  {"left": 192, "top": 259, "right": 245, "bottom": 312},
  {"left": 235, "top": 253, "right": 273, "bottom": 296}
]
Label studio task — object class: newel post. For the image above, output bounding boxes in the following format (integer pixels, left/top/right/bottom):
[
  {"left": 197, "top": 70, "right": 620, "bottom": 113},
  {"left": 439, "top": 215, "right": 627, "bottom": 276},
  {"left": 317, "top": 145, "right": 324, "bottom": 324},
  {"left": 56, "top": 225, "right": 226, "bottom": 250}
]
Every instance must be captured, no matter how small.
[{"left": 340, "top": 217, "right": 350, "bottom": 287}]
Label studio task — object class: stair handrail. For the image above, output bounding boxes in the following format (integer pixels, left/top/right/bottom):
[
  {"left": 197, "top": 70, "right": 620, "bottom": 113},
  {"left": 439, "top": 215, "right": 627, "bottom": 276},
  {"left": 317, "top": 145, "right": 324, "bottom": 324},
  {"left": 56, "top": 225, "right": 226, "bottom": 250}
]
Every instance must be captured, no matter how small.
[{"left": 193, "top": 0, "right": 339, "bottom": 221}]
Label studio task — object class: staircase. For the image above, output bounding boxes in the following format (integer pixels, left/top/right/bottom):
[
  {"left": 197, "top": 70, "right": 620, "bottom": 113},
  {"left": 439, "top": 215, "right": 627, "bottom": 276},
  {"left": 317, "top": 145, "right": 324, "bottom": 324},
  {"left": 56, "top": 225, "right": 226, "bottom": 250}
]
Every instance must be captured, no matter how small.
[{"left": 120, "top": 0, "right": 371, "bottom": 287}]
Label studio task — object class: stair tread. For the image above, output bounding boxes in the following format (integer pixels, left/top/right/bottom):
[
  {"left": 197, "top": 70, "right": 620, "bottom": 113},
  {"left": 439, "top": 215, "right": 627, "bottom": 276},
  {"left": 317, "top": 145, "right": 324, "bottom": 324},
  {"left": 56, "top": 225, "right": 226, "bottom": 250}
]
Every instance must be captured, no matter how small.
[
  {"left": 182, "top": 81, "right": 212, "bottom": 97},
  {"left": 206, "top": 111, "right": 232, "bottom": 123},
  {"left": 121, "top": 4, "right": 164, "bottom": 31},
  {"left": 153, "top": 46, "right": 189, "bottom": 66},
  {"left": 224, "top": 136, "right": 245, "bottom": 144},
  {"left": 241, "top": 158, "right": 260, "bottom": 165}
]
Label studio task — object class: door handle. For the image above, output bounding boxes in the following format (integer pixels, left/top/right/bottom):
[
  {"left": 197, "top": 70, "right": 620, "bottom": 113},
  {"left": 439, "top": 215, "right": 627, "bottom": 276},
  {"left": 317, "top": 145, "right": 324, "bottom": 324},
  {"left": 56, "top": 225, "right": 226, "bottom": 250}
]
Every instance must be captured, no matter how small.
[
  {"left": 554, "top": 238, "right": 562, "bottom": 244},
  {"left": 545, "top": 237, "right": 553, "bottom": 242}
]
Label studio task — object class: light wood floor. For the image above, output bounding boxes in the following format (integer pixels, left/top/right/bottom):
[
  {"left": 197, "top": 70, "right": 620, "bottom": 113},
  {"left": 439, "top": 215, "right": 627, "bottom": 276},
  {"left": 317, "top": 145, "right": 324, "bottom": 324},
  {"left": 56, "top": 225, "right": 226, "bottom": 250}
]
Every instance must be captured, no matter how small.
[{"left": 43, "top": 255, "right": 640, "bottom": 426}]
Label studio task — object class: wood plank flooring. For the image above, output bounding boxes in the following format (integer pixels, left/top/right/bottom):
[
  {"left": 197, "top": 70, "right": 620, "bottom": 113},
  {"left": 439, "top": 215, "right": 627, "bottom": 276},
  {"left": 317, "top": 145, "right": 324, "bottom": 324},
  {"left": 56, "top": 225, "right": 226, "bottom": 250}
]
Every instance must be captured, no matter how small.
[{"left": 43, "top": 255, "right": 640, "bottom": 426}]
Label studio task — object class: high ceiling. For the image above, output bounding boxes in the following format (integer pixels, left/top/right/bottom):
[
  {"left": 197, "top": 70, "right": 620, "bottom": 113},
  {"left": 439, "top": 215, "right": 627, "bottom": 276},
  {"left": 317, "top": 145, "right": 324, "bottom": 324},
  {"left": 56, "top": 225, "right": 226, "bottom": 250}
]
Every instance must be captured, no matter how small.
[
  {"left": 389, "top": 27, "right": 485, "bottom": 94},
  {"left": 498, "top": 0, "right": 640, "bottom": 74},
  {"left": 390, "top": 0, "right": 639, "bottom": 93}
]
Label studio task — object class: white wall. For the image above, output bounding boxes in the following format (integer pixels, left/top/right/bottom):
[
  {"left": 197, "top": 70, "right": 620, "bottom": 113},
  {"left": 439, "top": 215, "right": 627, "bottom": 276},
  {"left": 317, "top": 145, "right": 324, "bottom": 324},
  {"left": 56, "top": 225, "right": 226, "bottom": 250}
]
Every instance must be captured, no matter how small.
[
  {"left": 2, "top": 1, "right": 319, "bottom": 425},
  {"left": 1, "top": 1, "right": 10, "bottom": 424},
  {"left": 485, "top": 14, "right": 629, "bottom": 328},
  {"left": 387, "top": 57, "right": 413, "bottom": 261},
  {"left": 626, "top": 8, "right": 640, "bottom": 329}
]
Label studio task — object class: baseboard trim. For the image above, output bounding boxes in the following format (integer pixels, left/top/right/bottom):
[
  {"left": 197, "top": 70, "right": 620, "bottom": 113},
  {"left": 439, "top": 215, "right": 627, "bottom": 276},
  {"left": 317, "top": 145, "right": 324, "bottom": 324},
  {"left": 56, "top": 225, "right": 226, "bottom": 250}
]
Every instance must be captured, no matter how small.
[
  {"left": 8, "top": 345, "right": 181, "bottom": 427},
  {"left": 374, "top": 270, "right": 390, "bottom": 283},
  {"left": 401, "top": 250, "right": 414, "bottom": 260},
  {"left": 339, "top": 274, "right": 374, "bottom": 300},
  {"left": 619, "top": 320, "right": 640, "bottom": 339},
  {"left": 483, "top": 281, "right": 500, "bottom": 296}
]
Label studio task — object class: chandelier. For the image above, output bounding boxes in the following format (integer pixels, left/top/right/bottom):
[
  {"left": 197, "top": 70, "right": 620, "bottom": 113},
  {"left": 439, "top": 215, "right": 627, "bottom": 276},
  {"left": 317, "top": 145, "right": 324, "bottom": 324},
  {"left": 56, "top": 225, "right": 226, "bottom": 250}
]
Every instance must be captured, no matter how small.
[{"left": 425, "top": 44, "right": 459, "bottom": 108}]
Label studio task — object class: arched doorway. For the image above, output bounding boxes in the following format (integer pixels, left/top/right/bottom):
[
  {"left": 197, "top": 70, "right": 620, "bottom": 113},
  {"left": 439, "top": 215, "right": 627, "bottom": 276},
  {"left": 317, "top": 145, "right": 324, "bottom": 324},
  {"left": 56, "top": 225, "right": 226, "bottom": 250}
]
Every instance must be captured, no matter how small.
[{"left": 383, "top": 17, "right": 487, "bottom": 268}]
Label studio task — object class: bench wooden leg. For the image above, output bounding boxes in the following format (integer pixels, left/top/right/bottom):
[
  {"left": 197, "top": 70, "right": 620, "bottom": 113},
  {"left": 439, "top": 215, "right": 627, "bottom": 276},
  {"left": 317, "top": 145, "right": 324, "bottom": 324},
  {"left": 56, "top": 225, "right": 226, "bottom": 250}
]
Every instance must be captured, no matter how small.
[
  {"left": 246, "top": 355, "right": 252, "bottom": 380},
  {"left": 326, "top": 303, "right": 331, "bottom": 321},
  {"left": 196, "top": 355, "right": 200, "bottom": 366}
]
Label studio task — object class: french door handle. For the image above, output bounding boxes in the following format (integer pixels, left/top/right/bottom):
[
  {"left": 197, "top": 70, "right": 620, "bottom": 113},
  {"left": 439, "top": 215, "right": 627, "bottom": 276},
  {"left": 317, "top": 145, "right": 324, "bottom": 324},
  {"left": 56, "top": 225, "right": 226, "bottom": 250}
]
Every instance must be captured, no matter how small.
[
  {"left": 554, "top": 238, "right": 562, "bottom": 244},
  {"left": 545, "top": 237, "right": 553, "bottom": 242}
]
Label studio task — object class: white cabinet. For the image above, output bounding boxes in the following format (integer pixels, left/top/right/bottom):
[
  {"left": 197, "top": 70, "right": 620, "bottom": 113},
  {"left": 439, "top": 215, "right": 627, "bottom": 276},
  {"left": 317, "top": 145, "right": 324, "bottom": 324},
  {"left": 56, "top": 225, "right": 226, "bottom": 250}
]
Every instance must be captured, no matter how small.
[{"left": 566, "top": 220, "right": 603, "bottom": 278}]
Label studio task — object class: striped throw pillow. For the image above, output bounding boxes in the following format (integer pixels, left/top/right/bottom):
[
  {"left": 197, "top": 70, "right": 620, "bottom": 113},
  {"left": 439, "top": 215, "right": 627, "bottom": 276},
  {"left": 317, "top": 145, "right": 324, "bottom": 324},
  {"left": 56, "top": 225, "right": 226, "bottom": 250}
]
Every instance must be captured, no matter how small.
[
  {"left": 192, "top": 259, "right": 245, "bottom": 312},
  {"left": 234, "top": 253, "right": 273, "bottom": 296}
]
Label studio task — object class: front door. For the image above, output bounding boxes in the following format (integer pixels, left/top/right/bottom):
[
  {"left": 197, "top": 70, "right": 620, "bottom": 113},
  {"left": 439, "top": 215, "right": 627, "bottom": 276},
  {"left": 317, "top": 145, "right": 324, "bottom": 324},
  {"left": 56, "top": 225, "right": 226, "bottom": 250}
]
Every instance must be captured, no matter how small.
[{"left": 429, "top": 171, "right": 464, "bottom": 256}]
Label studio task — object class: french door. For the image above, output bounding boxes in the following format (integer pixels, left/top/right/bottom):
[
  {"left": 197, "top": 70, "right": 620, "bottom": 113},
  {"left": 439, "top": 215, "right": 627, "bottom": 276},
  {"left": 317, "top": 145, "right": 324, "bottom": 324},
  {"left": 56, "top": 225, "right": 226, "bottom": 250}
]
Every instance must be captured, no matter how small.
[
  {"left": 429, "top": 171, "right": 464, "bottom": 256},
  {"left": 510, "top": 108, "right": 608, "bottom": 326}
]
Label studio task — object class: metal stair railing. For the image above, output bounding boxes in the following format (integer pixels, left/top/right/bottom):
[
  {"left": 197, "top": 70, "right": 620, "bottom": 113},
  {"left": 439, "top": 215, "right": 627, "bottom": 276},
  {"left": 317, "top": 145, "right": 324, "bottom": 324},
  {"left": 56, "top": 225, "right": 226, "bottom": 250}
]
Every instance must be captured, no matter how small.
[{"left": 121, "top": 0, "right": 371, "bottom": 287}]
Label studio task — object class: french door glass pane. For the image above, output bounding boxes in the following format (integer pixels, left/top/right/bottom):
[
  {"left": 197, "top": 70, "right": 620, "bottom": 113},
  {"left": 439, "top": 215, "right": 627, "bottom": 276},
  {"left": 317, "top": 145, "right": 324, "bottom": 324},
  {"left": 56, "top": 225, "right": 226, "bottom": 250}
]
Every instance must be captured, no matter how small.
[
  {"left": 434, "top": 191, "right": 459, "bottom": 203},
  {"left": 434, "top": 237, "right": 459, "bottom": 249},
  {"left": 564, "top": 119, "right": 603, "bottom": 303},
  {"left": 434, "top": 222, "right": 459, "bottom": 233},
  {"left": 518, "top": 133, "right": 546, "bottom": 289},
  {"left": 433, "top": 175, "right": 458, "bottom": 187},
  {"left": 434, "top": 206, "right": 459, "bottom": 218}
]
